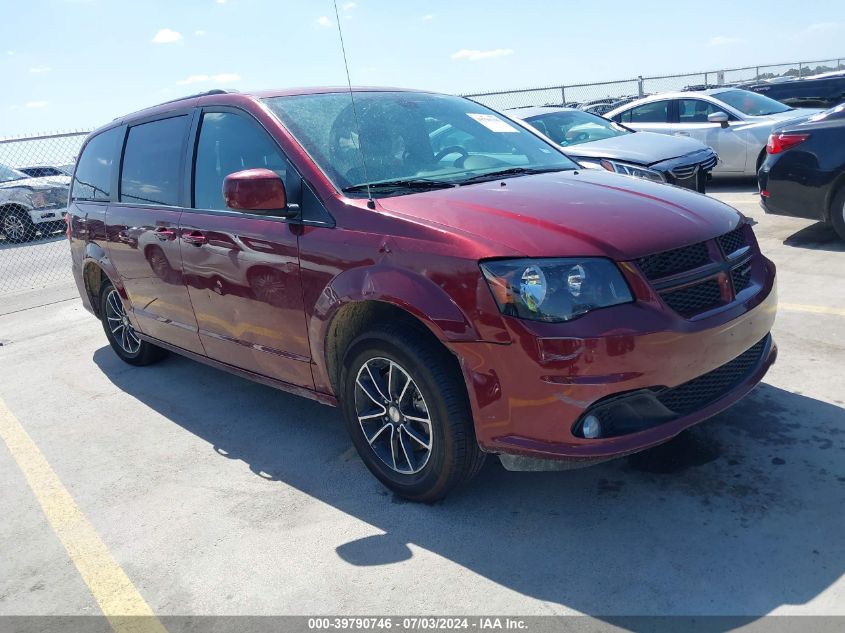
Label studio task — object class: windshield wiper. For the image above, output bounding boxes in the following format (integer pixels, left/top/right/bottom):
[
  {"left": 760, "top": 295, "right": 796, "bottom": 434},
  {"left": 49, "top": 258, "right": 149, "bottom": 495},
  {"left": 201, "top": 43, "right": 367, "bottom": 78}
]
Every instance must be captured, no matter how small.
[
  {"left": 342, "top": 178, "right": 457, "bottom": 193},
  {"left": 457, "top": 166, "right": 572, "bottom": 185}
]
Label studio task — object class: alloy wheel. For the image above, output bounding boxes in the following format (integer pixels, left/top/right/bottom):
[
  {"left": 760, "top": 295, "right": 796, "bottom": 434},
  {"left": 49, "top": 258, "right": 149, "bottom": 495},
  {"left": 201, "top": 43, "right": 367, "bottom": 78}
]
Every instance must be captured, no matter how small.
[
  {"left": 3, "top": 214, "right": 27, "bottom": 241},
  {"left": 354, "top": 357, "right": 433, "bottom": 475},
  {"left": 104, "top": 288, "right": 141, "bottom": 355}
]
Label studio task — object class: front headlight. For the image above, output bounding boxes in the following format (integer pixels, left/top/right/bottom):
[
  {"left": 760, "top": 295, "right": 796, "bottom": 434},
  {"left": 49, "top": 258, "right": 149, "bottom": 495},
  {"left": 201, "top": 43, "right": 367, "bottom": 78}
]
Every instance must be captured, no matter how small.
[
  {"left": 579, "top": 159, "right": 666, "bottom": 183},
  {"left": 480, "top": 258, "right": 633, "bottom": 322}
]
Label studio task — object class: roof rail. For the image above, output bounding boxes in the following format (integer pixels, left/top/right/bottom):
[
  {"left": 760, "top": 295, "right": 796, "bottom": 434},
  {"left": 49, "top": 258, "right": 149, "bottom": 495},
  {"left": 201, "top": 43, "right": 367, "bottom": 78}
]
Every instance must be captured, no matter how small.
[
  {"left": 113, "top": 89, "right": 237, "bottom": 121},
  {"left": 156, "top": 88, "right": 236, "bottom": 107}
]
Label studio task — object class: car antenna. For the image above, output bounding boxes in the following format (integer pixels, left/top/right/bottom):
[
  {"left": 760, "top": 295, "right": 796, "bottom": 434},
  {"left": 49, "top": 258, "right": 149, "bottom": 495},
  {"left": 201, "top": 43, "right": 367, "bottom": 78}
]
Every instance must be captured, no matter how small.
[{"left": 333, "top": 0, "right": 375, "bottom": 209}]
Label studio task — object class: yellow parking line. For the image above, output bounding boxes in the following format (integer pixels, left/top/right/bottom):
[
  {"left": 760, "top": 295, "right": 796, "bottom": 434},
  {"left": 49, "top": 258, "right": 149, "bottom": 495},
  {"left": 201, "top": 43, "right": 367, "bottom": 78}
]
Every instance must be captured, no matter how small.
[
  {"left": 780, "top": 303, "right": 845, "bottom": 317},
  {"left": 0, "top": 397, "right": 167, "bottom": 633}
]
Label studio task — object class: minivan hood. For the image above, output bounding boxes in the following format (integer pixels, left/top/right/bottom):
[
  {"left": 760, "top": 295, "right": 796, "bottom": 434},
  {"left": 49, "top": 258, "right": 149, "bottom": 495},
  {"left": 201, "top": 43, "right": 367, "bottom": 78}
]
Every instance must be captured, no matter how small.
[
  {"left": 564, "top": 131, "right": 709, "bottom": 166},
  {"left": 377, "top": 170, "right": 741, "bottom": 261}
]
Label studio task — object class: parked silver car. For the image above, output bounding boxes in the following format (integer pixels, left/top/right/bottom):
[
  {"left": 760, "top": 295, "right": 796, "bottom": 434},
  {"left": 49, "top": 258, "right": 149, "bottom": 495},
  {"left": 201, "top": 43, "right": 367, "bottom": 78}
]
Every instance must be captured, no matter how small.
[
  {"left": 605, "top": 88, "right": 822, "bottom": 176},
  {"left": 0, "top": 164, "right": 69, "bottom": 243}
]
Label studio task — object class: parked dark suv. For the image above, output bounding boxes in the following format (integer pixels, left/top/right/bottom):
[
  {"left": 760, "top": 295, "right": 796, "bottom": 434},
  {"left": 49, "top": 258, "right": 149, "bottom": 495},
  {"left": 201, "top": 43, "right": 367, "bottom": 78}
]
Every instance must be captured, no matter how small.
[{"left": 68, "top": 88, "right": 778, "bottom": 501}]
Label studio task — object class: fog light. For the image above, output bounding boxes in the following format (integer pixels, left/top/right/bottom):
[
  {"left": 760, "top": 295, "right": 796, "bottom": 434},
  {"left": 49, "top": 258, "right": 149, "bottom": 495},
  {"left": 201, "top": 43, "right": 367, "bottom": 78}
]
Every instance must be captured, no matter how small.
[{"left": 582, "top": 415, "right": 602, "bottom": 439}]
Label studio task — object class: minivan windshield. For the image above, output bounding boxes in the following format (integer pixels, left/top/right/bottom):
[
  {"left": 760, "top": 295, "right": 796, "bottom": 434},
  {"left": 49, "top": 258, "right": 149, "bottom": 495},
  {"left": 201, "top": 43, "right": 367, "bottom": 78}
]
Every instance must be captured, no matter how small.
[
  {"left": 525, "top": 110, "right": 630, "bottom": 147},
  {"left": 0, "top": 164, "right": 28, "bottom": 183},
  {"left": 265, "top": 91, "right": 577, "bottom": 195},
  {"left": 712, "top": 89, "right": 792, "bottom": 116}
]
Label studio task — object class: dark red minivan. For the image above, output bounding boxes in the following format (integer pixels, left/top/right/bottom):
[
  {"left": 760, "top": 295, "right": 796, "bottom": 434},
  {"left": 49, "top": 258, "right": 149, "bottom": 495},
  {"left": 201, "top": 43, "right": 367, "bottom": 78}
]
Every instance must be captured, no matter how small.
[{"left": 68, "top": 88, "right": 777, "bottom": 501}]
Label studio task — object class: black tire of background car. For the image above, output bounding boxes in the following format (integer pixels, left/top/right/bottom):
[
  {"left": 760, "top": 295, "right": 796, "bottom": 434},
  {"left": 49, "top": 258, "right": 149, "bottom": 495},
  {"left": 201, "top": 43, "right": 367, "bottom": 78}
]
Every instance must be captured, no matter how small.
[
  {"left": 831, "top": 186, "right": 845, "bottom": 242},
  {"left": 1, "top": 206, "right": 37, "bottom": 244},
  {"left": 99, "top": 281, "right": 169, "bottom": 366},
  {"left": 340, "top": 323, "right": 486, "bottom": 502}
]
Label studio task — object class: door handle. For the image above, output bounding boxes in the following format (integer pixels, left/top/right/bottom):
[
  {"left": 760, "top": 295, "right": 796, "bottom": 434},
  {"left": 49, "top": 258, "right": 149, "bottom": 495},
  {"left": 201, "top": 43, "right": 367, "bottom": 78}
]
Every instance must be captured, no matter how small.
[
  {"left": 154, "top": 227, "right": 176, "bottom": 241},
  {"left": 181, "top": 229, "right": 208, "bottom": 246},
  {"left": 674, "top": 131, "right": 691, "bottom": 136}
]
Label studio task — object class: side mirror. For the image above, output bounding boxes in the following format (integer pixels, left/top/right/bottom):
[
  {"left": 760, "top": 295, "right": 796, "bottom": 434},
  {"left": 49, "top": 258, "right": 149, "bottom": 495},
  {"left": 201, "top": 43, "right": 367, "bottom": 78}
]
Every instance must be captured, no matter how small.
[
  {"left": 707, "top": 111, "right": 730, "bottom": 128},
  {"left": 222, "top": 168, "right": 294, "bottom": 217}
]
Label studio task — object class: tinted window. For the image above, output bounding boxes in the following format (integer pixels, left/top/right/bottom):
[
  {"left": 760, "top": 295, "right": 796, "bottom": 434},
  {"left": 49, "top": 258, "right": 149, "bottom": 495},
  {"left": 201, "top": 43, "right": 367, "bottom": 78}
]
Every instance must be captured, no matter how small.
[
  {"left": 712, "top": 89, "right": 791, "bottom": 116},
  {"left": 678, "top": 99, "right": 729, "bottom": 123},
  {"left": 265, "top": 92, "right": 576, "bottom": 193},
  {"left": 525, "top": 111, "right": 629, "bottom": 146},
  {"left": 624, "top": 100, "right": 670, "bottom": 123},
  {"left": 72, "top": 127, "right": 122, "bottom": 201},
  {"left": 193, "top": 112, "right": 289, "bottom": 210},
  {"left": 120, "top": 116, "right": 188, "bottom": 206}
]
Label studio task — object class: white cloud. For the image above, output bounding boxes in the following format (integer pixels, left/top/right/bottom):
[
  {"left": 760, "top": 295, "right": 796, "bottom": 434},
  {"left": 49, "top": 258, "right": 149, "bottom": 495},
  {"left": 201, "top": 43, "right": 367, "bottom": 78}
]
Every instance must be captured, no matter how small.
[
  {"left": 152, "top": 28, "right": 183, "bottom": 44},
  {"left": 316, "top": 15, "right": 332, "bottom": 27},
  {"left": 25, "top": 101, "right": 48, "bottom": 109},
  {"left": 212, "top": 73, "right": 240, "bottom": 83},
  {"left": 29, "top": 65, "right": 50, "bottom": 73},
  {"left": 450, "top": 48, "right": 514, "bottom": 61},
  {"left": 176, "top": 73, "right": 240, "bottom": 85},
  {"left": 216, "top": 0, "right": 226, "bottom": 4},
  {"left": 194, "top": 30, "right": 206, "bottom": 36},
  {"left": 707, "top": 35, "right": 742, "bottom": 47},
  {"left": 177, "top": 74, "right": 210, "bottom": 85},
  {"left": 421, "top": 14, "right": 435, "bottom": 21},
  {"left": 342, "top": 1, "right": 356, "bottom": 9}
]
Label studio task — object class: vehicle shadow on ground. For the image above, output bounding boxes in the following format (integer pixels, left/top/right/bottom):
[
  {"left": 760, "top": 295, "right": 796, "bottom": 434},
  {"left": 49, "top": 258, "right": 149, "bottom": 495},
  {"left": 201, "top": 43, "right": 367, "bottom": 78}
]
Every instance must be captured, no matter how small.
[
  {"left": 783, "top": 222, "right": 845, "bottom": 252},
  {"left": 93, "top": 348, "right": 845, "bottom": 617}
]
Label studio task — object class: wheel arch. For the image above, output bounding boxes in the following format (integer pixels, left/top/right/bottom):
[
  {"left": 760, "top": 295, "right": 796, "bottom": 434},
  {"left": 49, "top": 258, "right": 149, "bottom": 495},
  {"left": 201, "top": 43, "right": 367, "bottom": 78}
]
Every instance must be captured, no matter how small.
[{"left": 322, "top": 299, "right": 464, "bottom": 398}]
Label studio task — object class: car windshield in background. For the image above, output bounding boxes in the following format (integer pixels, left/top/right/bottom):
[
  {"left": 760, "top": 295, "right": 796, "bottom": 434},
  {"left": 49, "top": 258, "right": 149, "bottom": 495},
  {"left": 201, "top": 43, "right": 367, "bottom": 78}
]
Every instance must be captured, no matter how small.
[
  {"left": 713, "top": 89, "right": 792, "bottom": 116},
  {"left": 0, "top": 164, "right": 28, "bottom": 183},
  {"left": 265, "top": 91, "right": 577, "bottom": 195},
  {"left": 809, "top": 103, "right": 845, "bottom": 122},
  {"left": 525, "top": 111, "right": 629, "bottom": 147}
]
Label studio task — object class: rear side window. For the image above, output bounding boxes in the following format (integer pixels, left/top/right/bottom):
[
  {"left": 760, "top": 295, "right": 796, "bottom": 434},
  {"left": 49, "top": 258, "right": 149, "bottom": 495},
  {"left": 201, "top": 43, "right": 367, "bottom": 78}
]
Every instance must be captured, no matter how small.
[
  {"left": 193, "top": 112, "right": 290, "bottom": 211},
  {"left": 72, "top": 127, "right": 122, "bottom": 201},
  {"left": 619, "top": 100, "right": 670, "bottom": 124},
  {"left": 120, "top": 116, "right": 189, "bottom": 206}
]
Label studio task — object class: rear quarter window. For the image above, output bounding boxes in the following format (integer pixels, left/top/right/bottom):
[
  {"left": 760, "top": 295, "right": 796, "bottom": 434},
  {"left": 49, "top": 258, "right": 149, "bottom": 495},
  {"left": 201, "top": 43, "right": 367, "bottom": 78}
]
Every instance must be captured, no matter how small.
[
  {"left": 71, "top": 127, "right": 122, "bottom": 201},
  {"left": 120, "top": 116, "right": 189, "bottom": 206}
]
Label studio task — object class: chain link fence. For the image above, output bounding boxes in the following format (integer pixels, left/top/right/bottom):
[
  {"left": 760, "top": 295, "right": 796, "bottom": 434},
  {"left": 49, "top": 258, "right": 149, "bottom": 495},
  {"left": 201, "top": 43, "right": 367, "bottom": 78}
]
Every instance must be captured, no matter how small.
[
  {"left": 464, "top": 57, "right": 845, "bottom": 113},
  {"left": 1, "top": 56, "right": 844, "bottom": 297},
  {"left": 0, "top": 131, "right": 88, "bottom": 296}
]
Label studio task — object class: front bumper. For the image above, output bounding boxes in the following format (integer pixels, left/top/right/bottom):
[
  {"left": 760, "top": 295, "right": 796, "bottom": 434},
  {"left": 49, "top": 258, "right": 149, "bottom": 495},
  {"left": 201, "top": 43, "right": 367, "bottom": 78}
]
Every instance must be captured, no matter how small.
[
  {"left": 452, "top": 268, "right": 777, "bottom": 463},
  {"left": 29, "top": 205, "right": 67, "bottom": 225}
]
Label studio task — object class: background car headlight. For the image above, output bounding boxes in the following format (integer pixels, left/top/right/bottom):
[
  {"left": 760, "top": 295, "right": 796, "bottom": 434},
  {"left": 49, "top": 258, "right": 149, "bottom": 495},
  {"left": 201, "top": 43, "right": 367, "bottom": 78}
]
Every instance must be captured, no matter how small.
[
  {"left": 578, "top": 159, "right": 665, "bottom": 183},
  {"left": 480, "top": 258, "right": 633, "bottom": 322}
]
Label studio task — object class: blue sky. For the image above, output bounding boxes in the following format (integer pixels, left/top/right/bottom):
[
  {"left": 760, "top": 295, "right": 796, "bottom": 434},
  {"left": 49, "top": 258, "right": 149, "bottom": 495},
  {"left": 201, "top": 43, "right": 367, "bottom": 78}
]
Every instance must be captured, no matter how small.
[{"left": 3, "top": 0, "right": 844, "bottom": 137}]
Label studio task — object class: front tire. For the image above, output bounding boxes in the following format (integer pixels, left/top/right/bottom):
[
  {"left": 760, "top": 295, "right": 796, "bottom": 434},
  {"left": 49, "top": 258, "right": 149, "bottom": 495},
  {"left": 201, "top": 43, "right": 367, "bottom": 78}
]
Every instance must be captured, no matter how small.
[
  {"left": 2, "top": 207, "right": 36, "bottom": 243},
  {"left": 340, "top": 324, "right": 485, "bottom": 502},
  {"left": 99, "top": 281, "right": 168, "bottom": 366}
]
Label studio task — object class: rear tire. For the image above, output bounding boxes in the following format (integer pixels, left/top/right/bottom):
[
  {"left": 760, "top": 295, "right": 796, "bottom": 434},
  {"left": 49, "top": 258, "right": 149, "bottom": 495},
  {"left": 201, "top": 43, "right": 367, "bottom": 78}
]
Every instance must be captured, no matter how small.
[
  {"left": 99, "top": 281, "right": 168, "bottom": 366},
  {"left": 339, "top": 323, "right": 485, "bottom": 502},
  {"left": 831, "top": 187, "right": 845, "bottom": 242},
  {"left": 2, "top": 207, "right": 36, "bottom": 243}
]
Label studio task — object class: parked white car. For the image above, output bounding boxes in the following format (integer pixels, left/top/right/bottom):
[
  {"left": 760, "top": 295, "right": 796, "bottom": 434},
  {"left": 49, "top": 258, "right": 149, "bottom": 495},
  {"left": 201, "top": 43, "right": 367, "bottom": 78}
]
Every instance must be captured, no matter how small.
[
  {"left": 605, "top": 88, "right": 822, "bottom": 176},
  {"left": 0, "top": 164, "right": 69, "bottom": 243}
]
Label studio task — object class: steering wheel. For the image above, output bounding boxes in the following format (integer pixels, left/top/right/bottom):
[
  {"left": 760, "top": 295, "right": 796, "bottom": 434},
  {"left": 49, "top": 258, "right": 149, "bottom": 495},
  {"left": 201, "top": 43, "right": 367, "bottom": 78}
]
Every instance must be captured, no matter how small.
[
  {"left": 434, "top": 145, "right": 470, "bottom": 167},
  {"left": 568, "top": 131, "right": 589, "bottom": 143}
]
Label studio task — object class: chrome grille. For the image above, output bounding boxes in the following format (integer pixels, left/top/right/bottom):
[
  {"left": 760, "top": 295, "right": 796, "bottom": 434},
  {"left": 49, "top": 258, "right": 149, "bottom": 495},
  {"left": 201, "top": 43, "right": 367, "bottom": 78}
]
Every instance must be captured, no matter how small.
[{"left": 669, "top": 153, "right": 718, "bottom": 180}]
